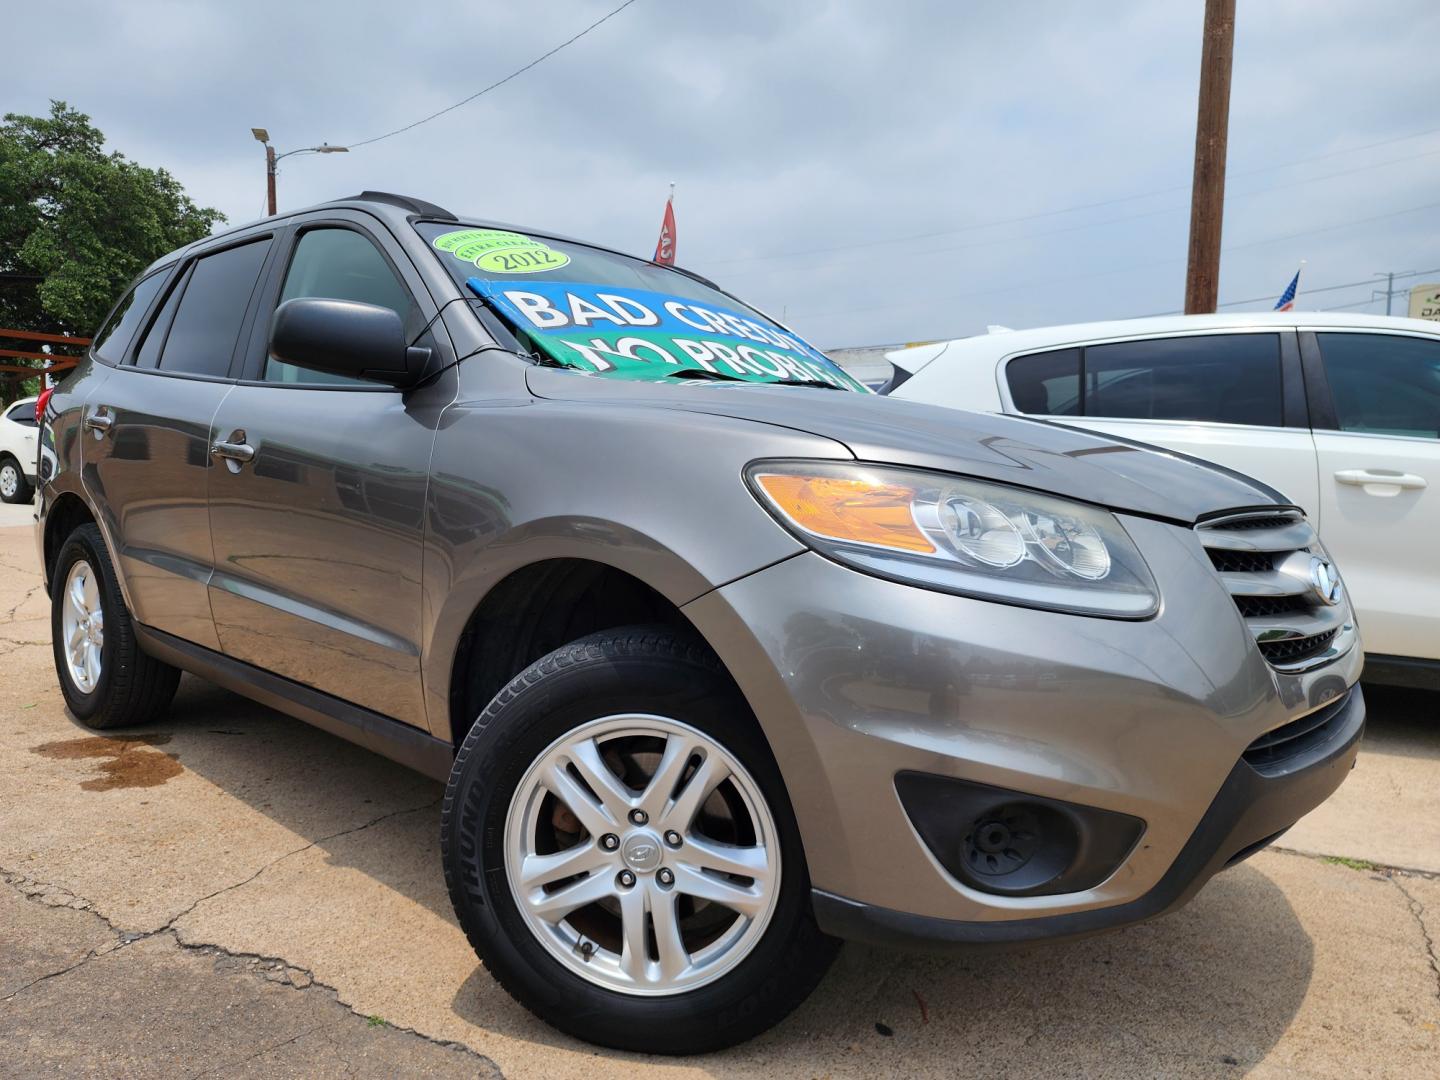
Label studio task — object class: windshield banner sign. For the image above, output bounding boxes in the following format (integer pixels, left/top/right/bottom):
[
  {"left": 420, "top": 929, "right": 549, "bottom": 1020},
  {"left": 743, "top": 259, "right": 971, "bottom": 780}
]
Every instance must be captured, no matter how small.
[{"left": 466, "top": 278, "right": 867, "bottom": 391}]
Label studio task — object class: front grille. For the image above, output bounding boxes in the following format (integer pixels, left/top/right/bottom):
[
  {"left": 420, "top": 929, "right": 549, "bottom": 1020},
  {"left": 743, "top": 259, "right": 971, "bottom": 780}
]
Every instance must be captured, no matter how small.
[
  {"left": 1243, "top": 690, "right": 1351, "bottom": 773},
  {"left": 1219, "top": 514, "right": 1301, "bottom": 531},
  {"left": 1196, "top": 510, "right": 1350, "bottom": 673},
  {"left": 1208, "top": 550, "right": 1274, "bottom": 574},
  {"left": 1257, "top": 628, "right": 1338, "bottom": 665},
  {"left": 1236, "top": 594, "right": 1311, "bottom": 618}
]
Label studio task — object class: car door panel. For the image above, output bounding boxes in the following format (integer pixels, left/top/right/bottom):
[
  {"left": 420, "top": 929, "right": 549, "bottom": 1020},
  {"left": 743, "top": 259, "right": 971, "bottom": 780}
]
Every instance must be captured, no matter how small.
[
  {"left": 206, "top": 379, "right": 451, "bottom": 728},
  {"left": 82, "top": 367, "right": 233, "bottom": 650},
  {"left": 1308, "top": 330, "right": 1440, "bottom": 661},
  {"left": 206, "top": 214, "right": 453, "bottom": 729}
]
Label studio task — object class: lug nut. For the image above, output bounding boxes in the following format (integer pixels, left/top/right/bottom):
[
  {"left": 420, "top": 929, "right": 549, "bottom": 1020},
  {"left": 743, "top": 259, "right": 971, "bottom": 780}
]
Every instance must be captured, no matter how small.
[
  {"left": 657, "top": 868, "right": 674, "bottom": 886},
  {"left": 600, "top": 833, "right": 619, "bottom": 851},
  {"left": 664, "top": 830, "right": 682, "bottom": 847},
  {"left": 628, "top": 809, "right": 649, "bottom": 826},
  {"left": 617, "top": 870, "right": 636, "bottom": 888}
]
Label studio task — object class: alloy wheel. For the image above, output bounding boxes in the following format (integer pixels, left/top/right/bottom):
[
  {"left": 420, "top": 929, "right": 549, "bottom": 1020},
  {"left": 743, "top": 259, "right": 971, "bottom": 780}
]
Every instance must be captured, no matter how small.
[
  {"left": 504, "top": 714, "right": 781, "bottom": 996},
  {"left": 60, "top": 559, "right": 104, "bottom": 693}
]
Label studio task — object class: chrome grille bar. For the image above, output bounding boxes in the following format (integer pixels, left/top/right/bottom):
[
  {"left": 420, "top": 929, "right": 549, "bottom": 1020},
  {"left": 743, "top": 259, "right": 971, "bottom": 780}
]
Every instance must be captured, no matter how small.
[{"left": 1196, "top": 510, "right": 1352, "bottom": 673}]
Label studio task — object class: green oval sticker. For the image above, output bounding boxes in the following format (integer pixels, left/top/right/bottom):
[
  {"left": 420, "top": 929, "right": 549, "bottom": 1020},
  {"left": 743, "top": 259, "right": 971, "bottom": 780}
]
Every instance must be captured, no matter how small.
[{"left": 432, "top": 228, "right": 571, "bottom": 275}]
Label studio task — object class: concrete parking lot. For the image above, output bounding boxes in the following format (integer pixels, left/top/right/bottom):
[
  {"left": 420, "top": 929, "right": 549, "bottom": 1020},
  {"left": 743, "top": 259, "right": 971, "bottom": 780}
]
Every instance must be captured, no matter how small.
[{"left": 0, "top": 520, "right": 1436, "bottom": 1078}]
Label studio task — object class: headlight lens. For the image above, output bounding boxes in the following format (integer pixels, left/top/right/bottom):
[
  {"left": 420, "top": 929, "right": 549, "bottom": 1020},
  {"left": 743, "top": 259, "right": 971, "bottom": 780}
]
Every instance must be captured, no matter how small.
[{"left": 748, "top": 461, "right": 1158, "bottom": 618}]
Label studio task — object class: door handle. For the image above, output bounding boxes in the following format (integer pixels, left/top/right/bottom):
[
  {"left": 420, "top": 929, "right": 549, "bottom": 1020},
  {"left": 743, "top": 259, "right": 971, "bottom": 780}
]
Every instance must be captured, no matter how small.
[
  {"left": 210, "top": 439, "right": 256, "bottom": 464},
  {"left": 1334, "top": 468, "right": 1427, "bottom": 495},
  {"left": 83, "top": 409, "right": 114, "bottom": 434}
]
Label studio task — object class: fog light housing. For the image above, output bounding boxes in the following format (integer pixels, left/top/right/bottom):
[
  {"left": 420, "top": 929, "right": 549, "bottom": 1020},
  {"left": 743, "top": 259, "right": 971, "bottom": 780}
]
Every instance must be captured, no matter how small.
[{"left": 896, "top": 772, "right": 1145, "bottom": 897}]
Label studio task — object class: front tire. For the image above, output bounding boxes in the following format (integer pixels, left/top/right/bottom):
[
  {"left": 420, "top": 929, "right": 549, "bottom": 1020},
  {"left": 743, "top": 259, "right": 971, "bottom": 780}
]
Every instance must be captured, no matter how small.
[
  {"left": 441, "top": 626, "right": 838, "bottom": 1054},
  {"left": 51, "top": 523, "right": 180, "bottom": 729},
  {"left": 0, "top": 457, "right": 31, "bottom": 504}
]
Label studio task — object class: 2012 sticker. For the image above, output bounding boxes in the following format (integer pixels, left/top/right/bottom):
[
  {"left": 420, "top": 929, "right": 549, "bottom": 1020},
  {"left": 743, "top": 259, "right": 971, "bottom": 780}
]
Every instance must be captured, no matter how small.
[{"left": 432, "top": 228, "right": 571, "bottom": 274}]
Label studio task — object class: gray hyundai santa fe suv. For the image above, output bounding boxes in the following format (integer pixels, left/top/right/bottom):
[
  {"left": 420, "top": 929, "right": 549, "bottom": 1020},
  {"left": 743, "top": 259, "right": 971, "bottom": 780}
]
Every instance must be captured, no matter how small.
[{"left": 36, "top": 191, "right": 1365, "bottom": 1053}]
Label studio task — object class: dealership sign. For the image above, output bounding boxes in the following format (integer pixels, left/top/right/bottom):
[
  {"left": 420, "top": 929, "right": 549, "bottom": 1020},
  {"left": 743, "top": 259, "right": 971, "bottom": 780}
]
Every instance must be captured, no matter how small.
[{"left": 1409, "top": 283, "right": 1440, "bottom": 322}]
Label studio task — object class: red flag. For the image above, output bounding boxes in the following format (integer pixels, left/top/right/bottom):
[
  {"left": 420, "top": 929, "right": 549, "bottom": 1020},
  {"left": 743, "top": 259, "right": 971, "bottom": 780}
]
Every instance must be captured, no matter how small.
[{"left": 653, "top": 191, "right": 676, "bottom": 265}]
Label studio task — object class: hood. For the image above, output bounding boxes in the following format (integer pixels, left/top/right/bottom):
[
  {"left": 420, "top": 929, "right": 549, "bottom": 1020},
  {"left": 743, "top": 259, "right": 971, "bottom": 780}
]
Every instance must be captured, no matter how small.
[{"left": 525, "top": 368, "right": 1290, "bottom": 524}]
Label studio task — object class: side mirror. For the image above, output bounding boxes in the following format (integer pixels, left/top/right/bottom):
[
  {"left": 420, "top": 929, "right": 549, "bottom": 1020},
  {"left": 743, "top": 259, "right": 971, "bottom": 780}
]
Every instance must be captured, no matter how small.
[{"left": 269, "top": 298, "right": 430, "bottom": 387}]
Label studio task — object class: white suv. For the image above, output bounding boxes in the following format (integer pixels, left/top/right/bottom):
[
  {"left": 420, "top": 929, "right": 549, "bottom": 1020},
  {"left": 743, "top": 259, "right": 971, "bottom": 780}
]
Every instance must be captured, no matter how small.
[
  {"left": 0, "top": 396, "right": 39, "bottom": 504},
  {"left": 887, "top": 313, "right": 1440, "bottom": 685}
]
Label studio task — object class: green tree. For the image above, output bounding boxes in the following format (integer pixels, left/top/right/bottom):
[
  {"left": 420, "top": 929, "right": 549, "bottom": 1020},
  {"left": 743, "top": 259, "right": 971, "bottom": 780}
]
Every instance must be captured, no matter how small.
[{"left": 0, "top": 101, "right": 224, "bottom": 399}]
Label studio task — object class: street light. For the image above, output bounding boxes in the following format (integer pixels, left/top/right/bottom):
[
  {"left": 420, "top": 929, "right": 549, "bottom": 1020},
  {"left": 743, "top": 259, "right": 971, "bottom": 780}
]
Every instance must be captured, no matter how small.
[{"left": 251, "top": 129, "right": 349, "bottom": 216}]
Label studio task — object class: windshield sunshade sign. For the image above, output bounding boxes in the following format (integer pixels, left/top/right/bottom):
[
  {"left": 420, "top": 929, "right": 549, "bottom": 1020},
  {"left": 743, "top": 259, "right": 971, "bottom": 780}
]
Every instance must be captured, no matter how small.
[{"left": 466, "top": 278, "right": 867, "bottom": 391}]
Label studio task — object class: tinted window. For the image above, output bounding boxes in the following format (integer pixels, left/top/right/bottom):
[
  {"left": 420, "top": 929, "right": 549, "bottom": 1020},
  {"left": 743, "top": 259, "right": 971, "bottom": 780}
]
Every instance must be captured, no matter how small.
[
  {"left": 266, "top": 228, "right": 418, "bottom": 384},
  {"left": 1083, "top": 334, "right": 1282, "bottom": 426},
  {"left": 133, "top": 266, "right": 191, "bottom": 369},
  {"left": 92, "top": 272, "right": 166, "bottom": 364},
  {"left": 157, "top": 239, "right": 271, "bottom": 377},
  {"left": 5, "top": 402, "right": 37, "bottom": 427},
  {"left": 1007, "top": 349, "right": 1080, "bottom": 415},
  {"left": 1318, "top": 333, "right": 1440, "bottom": 439}
]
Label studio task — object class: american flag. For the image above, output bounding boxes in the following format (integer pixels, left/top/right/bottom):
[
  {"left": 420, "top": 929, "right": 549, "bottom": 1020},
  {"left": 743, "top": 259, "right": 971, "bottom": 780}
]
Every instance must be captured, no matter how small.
[{"left": 1274, "top": 268, "right": 1301, "bottom": 311}]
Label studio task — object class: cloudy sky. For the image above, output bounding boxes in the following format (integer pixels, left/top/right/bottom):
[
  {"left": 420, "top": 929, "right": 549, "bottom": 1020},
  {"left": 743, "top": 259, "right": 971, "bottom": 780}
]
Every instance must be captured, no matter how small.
[{"left": 10, "top": 0, "right": 1440, "bottom": 347}]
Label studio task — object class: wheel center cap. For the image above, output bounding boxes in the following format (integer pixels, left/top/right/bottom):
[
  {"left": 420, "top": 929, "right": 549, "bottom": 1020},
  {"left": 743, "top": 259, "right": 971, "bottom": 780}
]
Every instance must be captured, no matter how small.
[{"left": 620, "top": 831, "right": 664, "bottom": 873}]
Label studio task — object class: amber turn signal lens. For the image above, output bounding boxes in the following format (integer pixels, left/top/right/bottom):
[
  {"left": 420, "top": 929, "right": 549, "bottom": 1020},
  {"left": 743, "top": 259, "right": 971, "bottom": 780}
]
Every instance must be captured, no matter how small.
[{"left": 755, "top": 473, "right": 935, "bottom": 554}]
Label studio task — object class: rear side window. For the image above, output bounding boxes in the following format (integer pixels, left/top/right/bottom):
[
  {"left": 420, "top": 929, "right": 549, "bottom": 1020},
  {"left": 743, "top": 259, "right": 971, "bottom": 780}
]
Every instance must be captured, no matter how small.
[
  {"left": 1084, "top": 335, "right": 1282, "bottom": 425},
  {"left": 1317, "top": 333, "right": 1440, "bottom": 439},
  {"left": 1006, "top": 349, "right": 1080, "bottom": 416},
  {"left": 5, "top": 402, "right": 37, "bottom": 427},
  {"left": 91, "top": 272, "right": 166, "bottom": 364},
  {"left": 155, "top": 239, "right": 272, "bottom": 378},
  {"left": 1008, "top": 334, "right": 1283, "bottom": 427}
]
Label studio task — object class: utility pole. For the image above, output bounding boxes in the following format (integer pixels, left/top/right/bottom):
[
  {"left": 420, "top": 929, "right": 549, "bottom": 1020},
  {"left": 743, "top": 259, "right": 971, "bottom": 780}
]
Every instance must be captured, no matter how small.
[
  {"left": 250, "top": 128, "right": 348, "bottom": 217},
  {"left": 1183, "top": 0, "right": 1236, "bottom": 314},
  {"left": 1372, "top": 271, "right": 1414, "bottom": 315}
]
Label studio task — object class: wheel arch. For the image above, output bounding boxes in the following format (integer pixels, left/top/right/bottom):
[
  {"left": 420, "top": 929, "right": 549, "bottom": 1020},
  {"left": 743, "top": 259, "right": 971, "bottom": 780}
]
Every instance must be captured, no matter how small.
[
  {"left": 443, "top": 556, "right": 717, "bottom": 749},
  {"left": 41, "top": 491, "right": 99, "bottom": 594}
]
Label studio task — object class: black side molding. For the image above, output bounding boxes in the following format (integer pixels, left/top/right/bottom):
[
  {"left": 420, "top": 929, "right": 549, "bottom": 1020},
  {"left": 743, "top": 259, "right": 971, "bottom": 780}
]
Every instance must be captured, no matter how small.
[
  {"left": 1362, "top": 654, "right": 1440, "bottom": 692},
  {"left": 133, "top": 623, "right": 453, "bottom": 782}
]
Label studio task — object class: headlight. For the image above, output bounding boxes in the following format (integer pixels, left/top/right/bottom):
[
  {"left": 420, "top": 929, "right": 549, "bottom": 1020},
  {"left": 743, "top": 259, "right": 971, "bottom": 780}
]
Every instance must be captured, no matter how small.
[{"left": 747, "top": 461, "right": 1158, "bottom": 618}]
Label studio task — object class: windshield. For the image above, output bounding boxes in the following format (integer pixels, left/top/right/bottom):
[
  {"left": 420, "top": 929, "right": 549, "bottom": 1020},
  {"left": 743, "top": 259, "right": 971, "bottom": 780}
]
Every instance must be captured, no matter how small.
[{"left": 416, "top": 221, "right": 866, "bottom": 392}]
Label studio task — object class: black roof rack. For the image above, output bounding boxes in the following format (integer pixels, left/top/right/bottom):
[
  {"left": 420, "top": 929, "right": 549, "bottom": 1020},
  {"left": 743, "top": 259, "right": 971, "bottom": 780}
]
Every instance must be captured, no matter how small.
[{"left": 345, "top": 191, "right": 458, "bottom": 221}]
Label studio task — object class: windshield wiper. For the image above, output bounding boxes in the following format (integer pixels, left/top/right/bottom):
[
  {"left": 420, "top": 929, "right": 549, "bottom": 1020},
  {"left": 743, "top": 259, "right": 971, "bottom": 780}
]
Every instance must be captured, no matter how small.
[
  {"left": 661, "top": 369, "right": 848, "bottom": 390},
  {"left": 662, "top": 369, "right": 746, "bottom": 383}
]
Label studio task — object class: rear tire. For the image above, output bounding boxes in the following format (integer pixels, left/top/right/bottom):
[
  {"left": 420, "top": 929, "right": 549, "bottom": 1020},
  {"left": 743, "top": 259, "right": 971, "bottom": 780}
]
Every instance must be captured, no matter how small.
[
  {"left": 0, "top": 457, "right": 31, "bottom": 504},
  {"left": 441, "top": 625, "right": 838, "bottom": 1054},
  {"left": 51, "top": 523, "right": 180, "bottom": 729}
]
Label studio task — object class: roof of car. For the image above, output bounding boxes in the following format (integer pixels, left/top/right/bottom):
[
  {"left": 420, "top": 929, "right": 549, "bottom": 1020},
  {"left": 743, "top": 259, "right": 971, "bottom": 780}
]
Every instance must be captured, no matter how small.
[
  {"left": 149, "top": 190, "right": 724, "bottom": 291},
  {"left": 888, "top": 311, "right": 1440, "bottom": 374}
]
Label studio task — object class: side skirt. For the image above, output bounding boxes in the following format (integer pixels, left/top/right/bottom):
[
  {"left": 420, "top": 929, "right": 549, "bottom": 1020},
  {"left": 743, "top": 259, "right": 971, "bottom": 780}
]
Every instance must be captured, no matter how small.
[
  {"left": 1362, "top": 653, "right": 1440, "bottom": 692},
  {"left": 134, "top": 623, "right": 453, "bottom": 782}
]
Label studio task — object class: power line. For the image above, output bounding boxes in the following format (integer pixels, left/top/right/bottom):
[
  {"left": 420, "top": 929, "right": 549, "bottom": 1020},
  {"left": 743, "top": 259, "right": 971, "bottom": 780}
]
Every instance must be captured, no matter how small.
[
  {"left": 1319, "top": 296, "right": 1389, "bottom": 312},
  {"left": 784, "top": 199, "right": 1440, "bottom": 323},
  {"left": 721, "top": 144, "right": 1440, "bottom": 285},
  {"left": 1138, "top": 267, "right": 1440, "bottom": 317},
  {"left": 344, "top": 0, "right": 642, "bottom": 150},
  {"left": 710, "top": 124, "right": 1440, "bottom": 268}
]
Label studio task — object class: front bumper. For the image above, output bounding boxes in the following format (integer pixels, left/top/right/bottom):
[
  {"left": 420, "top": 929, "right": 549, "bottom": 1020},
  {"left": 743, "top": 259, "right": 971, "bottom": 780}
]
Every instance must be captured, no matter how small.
[
  {"left": 814, "top": 684, "right": 1363, "bottom": 948},
  {"left": 682, "top": 513, "right": 1363, "bottom": 943}
]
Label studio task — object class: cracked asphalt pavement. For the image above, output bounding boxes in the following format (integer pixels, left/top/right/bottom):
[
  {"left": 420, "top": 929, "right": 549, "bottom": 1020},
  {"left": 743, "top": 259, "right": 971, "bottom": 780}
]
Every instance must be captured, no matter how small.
[{"left": 0, "top": 515, "right": 1437, "bottom": 1078}]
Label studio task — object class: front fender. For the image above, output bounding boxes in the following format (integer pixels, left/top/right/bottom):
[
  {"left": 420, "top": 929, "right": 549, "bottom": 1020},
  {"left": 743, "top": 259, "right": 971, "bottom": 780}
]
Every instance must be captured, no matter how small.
[{"left": 418, "top": 393, "right": 851, "bottom": 737}]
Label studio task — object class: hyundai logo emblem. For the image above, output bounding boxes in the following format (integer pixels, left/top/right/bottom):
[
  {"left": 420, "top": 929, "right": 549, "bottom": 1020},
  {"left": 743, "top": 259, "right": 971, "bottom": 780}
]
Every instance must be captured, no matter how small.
[
  {"left": 621, "top": 833, "right": 663, "bottom": 872},
  {"left": 1309, "top": 557, "right": 1342, "bottom": 606}
]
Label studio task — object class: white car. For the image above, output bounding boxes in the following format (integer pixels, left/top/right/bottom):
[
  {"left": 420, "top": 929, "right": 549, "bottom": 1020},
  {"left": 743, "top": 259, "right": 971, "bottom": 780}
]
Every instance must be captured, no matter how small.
[
  {"left": 0, "top": 396, "right": 39, "bottom": 504},
  {"left": 887, "top": 313, "right": 1440, "bottom": 686}
]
